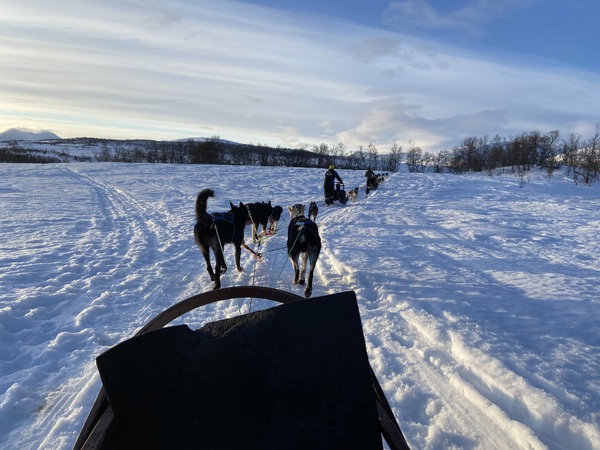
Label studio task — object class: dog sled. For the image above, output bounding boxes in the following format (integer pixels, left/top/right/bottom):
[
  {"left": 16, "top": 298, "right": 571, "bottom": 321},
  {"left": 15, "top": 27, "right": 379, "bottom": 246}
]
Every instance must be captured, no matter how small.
[
  {"left": 366, "top": 178, "right": 379, "bottom": 196},
  {"left": 325, "top": 182, "right": 348, "bottom": 206},
  {"left": 73, "top": 286, "right": 410, "bottom": 450}
]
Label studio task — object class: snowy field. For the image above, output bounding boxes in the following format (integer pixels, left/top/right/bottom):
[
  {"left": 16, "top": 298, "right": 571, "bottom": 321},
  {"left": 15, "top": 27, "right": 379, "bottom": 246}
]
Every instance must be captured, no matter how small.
[{"left": 1, "top": 163, "right": 599, "bottom": 449}]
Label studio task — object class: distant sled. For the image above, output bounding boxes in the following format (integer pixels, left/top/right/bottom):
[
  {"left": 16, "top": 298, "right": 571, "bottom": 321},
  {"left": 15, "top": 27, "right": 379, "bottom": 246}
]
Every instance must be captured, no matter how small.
[
  {"left": 73, "top": 286, "right": 410, "bottom": 450},
  {"left": 327, "top": 182, "right": 348, "bottom": 205}
]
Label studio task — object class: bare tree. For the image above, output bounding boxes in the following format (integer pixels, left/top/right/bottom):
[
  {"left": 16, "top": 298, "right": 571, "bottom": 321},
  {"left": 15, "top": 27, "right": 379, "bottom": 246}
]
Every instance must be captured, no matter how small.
[
  {"left": 94, "top": 142, "right": 112, "bottom": 162},
  {"left": 539, "top": 130, "right": 560, "bottom": 175},
  {"left": 382, "top": 142, "right": 403, "bottom": 172},
  {"left": 575, "top": 125, "right": 600, "bottom": 185},
  {"left": 366, "top": 143, "right": 378, "bottom": 170},
  {"left": 313, "top": 143, "right": 330, "bottom": 167},
  {"left": 488, "top": 135, "right": 510, "bottom": 175},
  {"left": 561, "top": 133, "right": 581, "bottom": 179},
  {"left": 405, "top": 141, "right": 422, "bottom": 173},
  {"left": 431, "top": 150, "right": 450, "bottom": 173},
  {"left": 353, "top": 146, "right": 367, "bottom": 169},
  {"left": 332, "top": 141, "right": 347, "bottom": 167}
]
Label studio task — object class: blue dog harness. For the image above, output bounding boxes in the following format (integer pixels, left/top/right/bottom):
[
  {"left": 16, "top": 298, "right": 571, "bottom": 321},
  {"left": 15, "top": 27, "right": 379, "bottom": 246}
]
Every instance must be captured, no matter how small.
[
  {"left": 210, "top": 212, "right": 234, "bottom": 225},
  {"left": 294, "top": 217, "right": 313, "bottom": 228},
  {"left": 210, "top": 212, "right": 236, "bottom": 241}
]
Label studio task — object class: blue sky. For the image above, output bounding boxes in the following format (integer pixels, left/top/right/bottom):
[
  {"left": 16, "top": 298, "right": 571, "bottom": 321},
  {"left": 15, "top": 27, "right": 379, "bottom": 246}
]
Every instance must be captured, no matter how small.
[{"left": 1, "top": 0, "right": 599, "bottom": 151}]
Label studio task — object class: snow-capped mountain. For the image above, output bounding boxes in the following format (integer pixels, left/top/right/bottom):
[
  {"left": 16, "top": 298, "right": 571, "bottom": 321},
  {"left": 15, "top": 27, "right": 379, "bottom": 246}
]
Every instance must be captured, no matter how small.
[{"left": 0, "top": 128, "right": 61, "bottom": 141}]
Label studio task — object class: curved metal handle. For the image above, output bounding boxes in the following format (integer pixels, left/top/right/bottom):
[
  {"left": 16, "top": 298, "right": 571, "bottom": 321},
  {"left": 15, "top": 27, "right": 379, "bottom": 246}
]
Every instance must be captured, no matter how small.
[
  {"left": 74, "top": 286, "right": 303, "bottom": 450},
  {"left": 136, "top": 286, "right": 303, "bottom": 336}
]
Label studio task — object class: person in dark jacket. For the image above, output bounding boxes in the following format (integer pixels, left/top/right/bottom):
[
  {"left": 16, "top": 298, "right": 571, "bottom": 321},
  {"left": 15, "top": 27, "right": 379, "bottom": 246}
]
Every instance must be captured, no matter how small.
[
  {"left": 334, "top": 182, "right": 347, "bottom": 204},
  {"left": 323, "top": 165, "right": 343, "bottom": 205},
  {"left": 365, "top": 167, "right": 378, "bottom": 196}
]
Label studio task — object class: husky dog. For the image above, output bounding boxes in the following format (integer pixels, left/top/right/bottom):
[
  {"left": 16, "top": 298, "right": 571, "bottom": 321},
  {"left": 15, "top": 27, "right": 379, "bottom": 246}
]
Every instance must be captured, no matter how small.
[
  {"left": 308, "top": 201, "right": 318, "bottom": 221},
  {"left": 287, "top": 215, "right": 321, "bottom": 298},
  {"left": 246, "top": 201, "right": 273, "bottom": 243},
  {"left": 194, "top": 189, "right": 247, "bottom": 289},
  {"left": 287, "top": 203, "right": 305, "bottom": 219},
  {"left": 268, "top": 205, "right": 284, "bottom": 234},
  {"left": 347, "top": 187, "right": 359, "bottom": 203}
]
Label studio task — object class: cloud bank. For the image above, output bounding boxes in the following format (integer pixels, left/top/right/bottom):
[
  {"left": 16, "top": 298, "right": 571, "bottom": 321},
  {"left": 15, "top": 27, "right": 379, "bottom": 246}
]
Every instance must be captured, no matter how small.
[{"left": 1, "top": 0, "right": 598, "bottom": 151}]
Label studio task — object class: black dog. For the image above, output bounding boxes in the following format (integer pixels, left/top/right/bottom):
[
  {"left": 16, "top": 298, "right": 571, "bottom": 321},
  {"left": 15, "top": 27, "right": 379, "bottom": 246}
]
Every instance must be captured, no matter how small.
[
  {"left": 269, "top": 205, "right": 284, "bottom": 234},
  {"left": 366, "top": 178, "right": 378, "bottom": 197},
  {"left": 246, "top": 201, "right": 273, "bottom": 243},
  {"left": 308, "top": 201, "right": 318, "bottom": 221},
  {"left": 287, "top": 215, "right": 321, "bottom": 298},
  {"left": 194, "top": 189, "right": 247, "bottom": 289}
]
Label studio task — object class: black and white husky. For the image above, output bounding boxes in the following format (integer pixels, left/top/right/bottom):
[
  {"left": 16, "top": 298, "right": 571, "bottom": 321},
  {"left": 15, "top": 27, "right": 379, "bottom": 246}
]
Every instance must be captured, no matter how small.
[
  {"left": 287, "top": 215, "right": 321, "bottom": 298},
  {"left": 194, "top": 189, "right": 247, "bottom": 289},
  {"left": 246, "top": 201, "right": 273, "bottom": 243},
  {"left": 268, "top": 205, "right": 284, "bottom": 234}
]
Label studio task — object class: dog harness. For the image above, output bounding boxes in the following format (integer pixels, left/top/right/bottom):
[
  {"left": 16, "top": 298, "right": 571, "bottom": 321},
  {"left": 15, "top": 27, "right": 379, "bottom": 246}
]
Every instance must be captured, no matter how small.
[
  {"left": 210, "top": 212, "right": 234, "bottom": 225},
  {"left": 210, "top": 212, "right": 236, "bottom": 241},
  {"left": 294, "top": 217, "right": 313, "bottom": 228}
]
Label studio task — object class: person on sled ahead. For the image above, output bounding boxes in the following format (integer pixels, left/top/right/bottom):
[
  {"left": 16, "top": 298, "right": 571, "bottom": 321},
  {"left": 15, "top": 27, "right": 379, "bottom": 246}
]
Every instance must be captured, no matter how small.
[
  {"left": 323, "top": 165, "right": 343, "bottom": 205},
  {"left": 365, "top": 166, "right": 378, "bottom": 196},
  {"left": 333, "top": 182, "right": 348, "bottom": 204}
]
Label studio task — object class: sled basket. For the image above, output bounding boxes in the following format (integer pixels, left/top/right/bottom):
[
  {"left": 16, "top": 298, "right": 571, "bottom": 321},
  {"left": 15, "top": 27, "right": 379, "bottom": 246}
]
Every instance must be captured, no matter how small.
[
  {"left": 73, "top": 286, "right": 409, "bottom": 450},
  {"left": 333, "top": 182, "right": 348, "bottom": 205}
]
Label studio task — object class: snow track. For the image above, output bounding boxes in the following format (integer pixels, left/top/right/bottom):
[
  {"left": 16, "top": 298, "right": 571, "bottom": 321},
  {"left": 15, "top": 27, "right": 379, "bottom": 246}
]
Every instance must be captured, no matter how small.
[
  {"left": 313, "top": 174, "right": 599, "bottom": 449},
  {"left": 1, "top": 164, "right": 599, "bottom": 449},
  {"left": 1, "top": 164, "right": 201, "bottom": 448}
]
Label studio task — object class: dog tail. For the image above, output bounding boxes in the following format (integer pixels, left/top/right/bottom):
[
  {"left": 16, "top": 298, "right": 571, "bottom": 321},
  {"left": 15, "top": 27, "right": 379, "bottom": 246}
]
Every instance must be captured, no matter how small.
[{"left": 195, "top": 188, "right": 215, "bottom": 221}]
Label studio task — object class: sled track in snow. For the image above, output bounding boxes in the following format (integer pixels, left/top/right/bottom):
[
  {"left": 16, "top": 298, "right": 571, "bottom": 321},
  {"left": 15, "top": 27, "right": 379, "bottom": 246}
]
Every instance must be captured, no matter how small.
[
  {"left": 6, "top": 167, "right": 597, "bottom": 450},
  {"left": 311, "top": 196, "right": 546, "bottom": 449},
  {"left": 56, "top": 166, "right": 174, "bottom": 324},
  {"left": 307, "top": 175, "right": 598, "bottom": 449},
  {"left": 13, "top": 166, "right": 204, "bottom": 448}
]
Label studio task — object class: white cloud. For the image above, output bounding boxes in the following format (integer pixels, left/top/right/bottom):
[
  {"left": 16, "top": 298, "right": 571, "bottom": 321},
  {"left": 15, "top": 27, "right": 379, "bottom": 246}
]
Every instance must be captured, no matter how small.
[
  {"left": 0, "top": 0, "right": 598, "bottom": 151},
  {"left": 384, "top": 0, "right": 535, "bottom": 37}
]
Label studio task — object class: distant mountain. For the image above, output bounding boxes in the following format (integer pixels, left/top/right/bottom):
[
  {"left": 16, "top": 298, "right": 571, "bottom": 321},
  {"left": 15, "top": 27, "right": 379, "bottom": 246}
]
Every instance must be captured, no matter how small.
[{"left": 0, "top": 128, "right": 61, "bottom": 141}]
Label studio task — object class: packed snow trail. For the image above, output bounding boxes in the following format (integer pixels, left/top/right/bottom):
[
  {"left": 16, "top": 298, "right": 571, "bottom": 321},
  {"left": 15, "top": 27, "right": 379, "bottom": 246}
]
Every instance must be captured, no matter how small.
[
  {"left": 1, "top": 163, "right": 599, "bottom": 449},
  {"left": 315, "top": 173, "right": 599, "bottom": 449}
]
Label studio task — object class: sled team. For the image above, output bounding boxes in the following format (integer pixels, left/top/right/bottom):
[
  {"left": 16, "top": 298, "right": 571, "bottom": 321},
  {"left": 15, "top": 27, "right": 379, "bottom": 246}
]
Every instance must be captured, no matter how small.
[{"left": 194, "top": 166, "right": 388, "bottom": 298}]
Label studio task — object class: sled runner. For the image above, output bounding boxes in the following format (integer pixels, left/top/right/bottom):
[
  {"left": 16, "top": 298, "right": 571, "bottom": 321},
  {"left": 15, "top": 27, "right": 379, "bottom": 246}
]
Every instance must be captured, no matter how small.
[{"left": 73, "top": 286, "right": 409, "bottom": 450}]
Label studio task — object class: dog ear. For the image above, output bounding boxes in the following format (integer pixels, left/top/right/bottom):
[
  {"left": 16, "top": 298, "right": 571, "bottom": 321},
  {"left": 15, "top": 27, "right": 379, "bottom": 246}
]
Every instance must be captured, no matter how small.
[{"left": 239, "top": 202, "right": 245, "bottom": 209}]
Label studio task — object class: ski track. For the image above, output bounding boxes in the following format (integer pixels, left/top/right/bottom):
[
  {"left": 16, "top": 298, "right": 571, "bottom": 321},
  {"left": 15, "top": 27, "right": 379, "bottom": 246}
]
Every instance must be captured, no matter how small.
[
  {"left": 1, "top": 165, "right": 599, "bottom": 449},
  {"left": 1, "top": 165, "right": 202, "bottom": 448}
]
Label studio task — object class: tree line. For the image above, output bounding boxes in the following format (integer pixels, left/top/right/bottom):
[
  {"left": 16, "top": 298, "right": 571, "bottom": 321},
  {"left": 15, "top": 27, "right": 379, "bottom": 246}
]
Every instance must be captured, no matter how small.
[
  {"left": 2, "top": 127, "right": 599, "bottom": 185},
  {"left": 88, "top": 137, "right": 403, "bottom": 172},
  {"left": 399, "top": 127, "right": 600, "bottom": 186},
  {"left": 0, "top": 147, "right": 63, "bottom": 163}
]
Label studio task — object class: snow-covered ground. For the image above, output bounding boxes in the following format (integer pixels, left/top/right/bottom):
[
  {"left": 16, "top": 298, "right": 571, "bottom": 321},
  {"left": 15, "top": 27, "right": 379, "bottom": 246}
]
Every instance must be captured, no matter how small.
[{"left": 1, "top": 163, "right": 599, "bottom": 449}]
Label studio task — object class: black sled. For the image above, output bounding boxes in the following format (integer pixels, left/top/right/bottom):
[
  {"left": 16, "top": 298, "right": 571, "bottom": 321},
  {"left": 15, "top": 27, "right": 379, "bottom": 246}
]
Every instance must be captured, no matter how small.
[
  {"left": 325, "top": 182, "right": 349, "bottom": 206},
  {"left": 73, "top": 286, "right": 410, "bottom": 450}
]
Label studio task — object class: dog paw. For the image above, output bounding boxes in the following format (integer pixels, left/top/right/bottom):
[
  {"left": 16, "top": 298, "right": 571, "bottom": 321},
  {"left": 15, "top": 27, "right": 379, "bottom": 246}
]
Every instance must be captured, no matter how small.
[
  {"left": 298, "top": 280, "right": 305, "bottom": 285},
  {"left": 304, "top": 288, "right": 312, "bottom": 298},
  {"left": 212, "top": 283, "right": 221, "bottom": 290}
]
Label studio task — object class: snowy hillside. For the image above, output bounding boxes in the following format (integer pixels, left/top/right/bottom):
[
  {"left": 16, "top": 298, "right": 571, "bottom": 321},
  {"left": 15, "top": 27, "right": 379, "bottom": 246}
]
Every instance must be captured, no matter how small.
[
  {"left": 0, "top": 163, "right": 599, "bottom": 449},
  {"left": 0, "top": 129, "right": 61, "bottom": 141}
]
